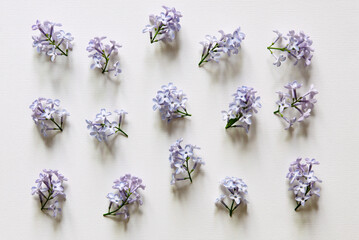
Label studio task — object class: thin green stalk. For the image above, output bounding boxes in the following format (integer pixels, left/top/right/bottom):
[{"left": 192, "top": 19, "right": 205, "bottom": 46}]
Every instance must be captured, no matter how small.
[
  {"left": 41, "top": 191, "right": 53, "bottom": 210},
  {"left": 225, "top": 114, "right": 242, "bottom": 129},
  {"left": 177, "top": 109, "right": 191, "bottom": 117},
  {"left": 45, "top": 34, "right": 68, "bottom": 56},
  {"left": 229, "top": 200, "right": 235, "bottom": 217},
  {"left": 198, "top": 43, "right": 219, "bottom": 67},
  {"left": 151, "top": 26, "right": 163, "bottom": 43},
  {"left": 273, "top": 108, "right": 284, "bottom": 117},
  {"left": 291, "top": 97, "right": 303, "bottom": 107},
  {"left": 50, "top": 118, "right": 63, "bottom": 131},
  {"left": 185, "top": 157, "right": 192, "bottom": 183},
  {"left": 294, "top": 202, "right": 301, "bottom": 211},
  {"left": 274, "top": 96, "right": 303, "bottom": 117},
  {"left": 198, "top": 52, "right": 210, "bottom": 67},
  {"left": 103, "top": 192, "right": 132, "bottom": 216},
  {"left": 267, "top": 46, "right": 291, "bottom": 53},
  {"left": 102, "top": 54, "right": 110, "bottom": 73},
  {"left": 116, "top": 127, "right": 128, "bottom": 137}
]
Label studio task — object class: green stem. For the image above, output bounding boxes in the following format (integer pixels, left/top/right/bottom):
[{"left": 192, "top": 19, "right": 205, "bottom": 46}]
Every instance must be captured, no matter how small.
[
  {"left": 267, "top": 46, "right": 290, "bottom": 53},
  {"left": 115, "top": 127, "right": 128, "bottom": 137},
  {"left": 291, "top": 97, "right": 302, "bottom": 107},
  {"left": 45, "top": 34, "right": 68, "bottom": 56},
  {"left": 103, "top": 192, "right": 132, "bottom": 216},
  {"left": 41, "top": 191, "right": 53, "bottom": 210},
  {"left": 294, "top": 202, "right": 301, "bottom": 211},
  {"left": 225, "top": 114, "right": 242, "bottom": 129},
  {"left": 221, "top": 201, "right": 230, "bottom": 211},
  {"left": 273, "top": 109, "right": 284, "bottom": 117},
  {"left": 229, "top": 200, "right": 235, "bottom": 217},
  {"left": 50, "top": 118, "right": 63, "bottom": 131},
  {"left": 198, "top": 44, "right": 218, "bottom": 67},
  {"left": 274, "top": 96, "right": 303, "bottom": 117},
  {"left": 102, "top": 54, "right": 109, "bottom": 73},
  {"left": 150, "top": 26, "right": 163, "bottom": 43},
  {"left": 177, "top": 109, "right": 192, "bottom": 117},
  {"left": 198, "top": 52, "right": 210, "bottom": 67},
  {"left": 185, "top": 157, "right": 192, "bottom": 183}
]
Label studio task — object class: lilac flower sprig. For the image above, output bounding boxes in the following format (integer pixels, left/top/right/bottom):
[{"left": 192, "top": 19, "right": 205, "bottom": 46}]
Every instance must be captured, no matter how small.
[
  {"left": 143, "top": 6, "right": 182, "bottom": 43},
  {"left": 103, "top": 174, "right": 145, "bottom": 219},
  {"left": 31, "top": 169, "right": 67, "bottom": 217},
  {"left": 198, "top": 27, "right": 245, "bottom": 67},
  {"left": 169, "top": 138, "right": 204, "bottom": 185},
  {"left": 153, "top": 83, "right": 191, "bottom": 122},
  {"left": 287, "top": 158, "right": 321, "bottom": 211},
  {"left": 30, "top": 98, "right": 70, "bottom": 136},
  {"left": 215, "top": 177, "right": 248, "bottom": 217},
  {"left": 86, "top": 37, "right": 122, "bottom": 76},
  {"left": 267, "top": 30, "right": 314, "bottom": 67},
  {"left": 86, "top": 109, "right": 128, "bottom": 142},
  {"left": 222, "top": 86, "right": 261, "bottom": 133},
  {"left": 274, "top": 81, "right": 318, "bottom": 129},
  {"left": 32, "top": 20, "right": 74, "bottom": 61}
]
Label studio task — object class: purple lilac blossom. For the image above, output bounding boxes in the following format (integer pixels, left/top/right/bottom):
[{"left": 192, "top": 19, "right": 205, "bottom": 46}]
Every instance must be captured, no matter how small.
[
  {"left": 86, "top": 109, "right": 128, "bottom": 142},
  {"left": 143, "top": 6, "right": 182, "bottom": 43},
  {"left": 169, "top": 138, "right": 204, "bottom": 185},
  {"left": 222, "top": 86, "right": 261, "bottom": 133},
  {"left": 86, "top": 37, "right": 122, "bottom": 76},
  {"left": 103, "top": 174, "right": 145, "bottom": 219},
  {"left": 274, "top": 81, "right": 318, "bottom": 129},
  {"left": 287, "top": 157, "right": 321, "bottom": 211},
  {"left": 153, "top": 83, "right": 191, "bottom": 121},
  {"left": 31, "top": 169, "right": 67, "bottom": 217},
  {"left": 29, "top": 98, "right": 70, "bottom": 136},
  {"left": 267, "top": 30, "right": 314, "bottom": 67},
  {"left": 215, "top": 176, "right": 248, "bottom": 217},
  {"left": 31, "top": 20, "right": 74, "bottom": 61},
  {"left": 198, "top": 27, "right": 245, "bottom": 66}
]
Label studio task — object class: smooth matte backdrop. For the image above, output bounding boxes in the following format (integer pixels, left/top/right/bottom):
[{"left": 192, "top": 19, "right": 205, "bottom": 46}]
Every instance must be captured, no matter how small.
[{"left": 0, "top": 0, "right": 358, "bottom": 239}]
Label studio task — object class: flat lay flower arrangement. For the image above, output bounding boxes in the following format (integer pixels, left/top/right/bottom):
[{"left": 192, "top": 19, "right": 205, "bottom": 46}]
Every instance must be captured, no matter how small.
[
  {"left": 169, "top": 138, "right": 204, "bottom": 185},
  {"left": 86, "top": 109, "right": 128, "bottom": 142},
  {"left": 215, "top": 177, "right": 248, "bottom": 217},
  {"left": 103, "top": 174, "right": 145, "bottom": 219},
  {"left": 32, "top": 20, "right": 74, "bottom": 61},
  {"left": 287, "top": 158, "right": 321, "bottom": 211},
  {"left": 29, "top": 5, "right": 322, "bottom": 220},
  {"left": 31, "top": 169, "right": 67, "bottom": 217},
  {"left": 30, "top": 98, "right": 69, "bottom": 136},
  {"left": 143, "top": 6, "right": 182, "bottom": 43},
  {"left": 87, "top": 37, "right": 122, "bottom": 76},
  {"left": 198, "top": 27, "right": 245, "bottom": 66},
  {"left": 222, "top": 86, "right": 261, "bottom": 133},
  {"left": 274, "top": 81, "right": 318, "bottom": 129}
]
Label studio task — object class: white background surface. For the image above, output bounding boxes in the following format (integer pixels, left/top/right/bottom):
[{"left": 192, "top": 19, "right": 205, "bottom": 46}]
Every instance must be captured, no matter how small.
[{"left": 0, "top": 0, "right": 358, "bottom": 239}]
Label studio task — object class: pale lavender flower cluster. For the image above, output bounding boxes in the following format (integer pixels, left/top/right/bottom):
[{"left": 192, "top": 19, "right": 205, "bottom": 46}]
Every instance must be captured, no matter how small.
[
  {"left": 215, "top": 177, "right": 248, "bottom": 217},
  {"left": 267, "top": 30, "right": 314, "bottom": 67},
  {"left": 143, "top": 6, "right": 182, "bottom": 43},
  {"left": 274, "top": 81, "right": 318, "bottom": 129},
  {"left": 86, "top": 109, "right": 128, "bottom": 142},
  {"left": 287, "top": 158, "right": 321, "bottom": 211},
  {"left": 153, "top": 83, "right": 191, "bottom": 121},
  {"left": 198, "top": 27, "right": 245, "bottom": 66},
  {"left": 31, "top": 169, "right": 67, "bottom": 217},
  {"left": 29, "top": 98, "right": 69, "bottom": 136},
  {"left": 222, "top": 86, "right": 261, "bottom": 133},
  {"left": 32, "top": 20, "right": 74, "bottom": 61},
  {"left": 86, "top": 37, "right": 122, "bottom": 76},
  {"left": 103, "top": 174, "right": 145, "bottom": 219},
  {"left": 169, "top": 138, "right": 204, "bottom": 185}
]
